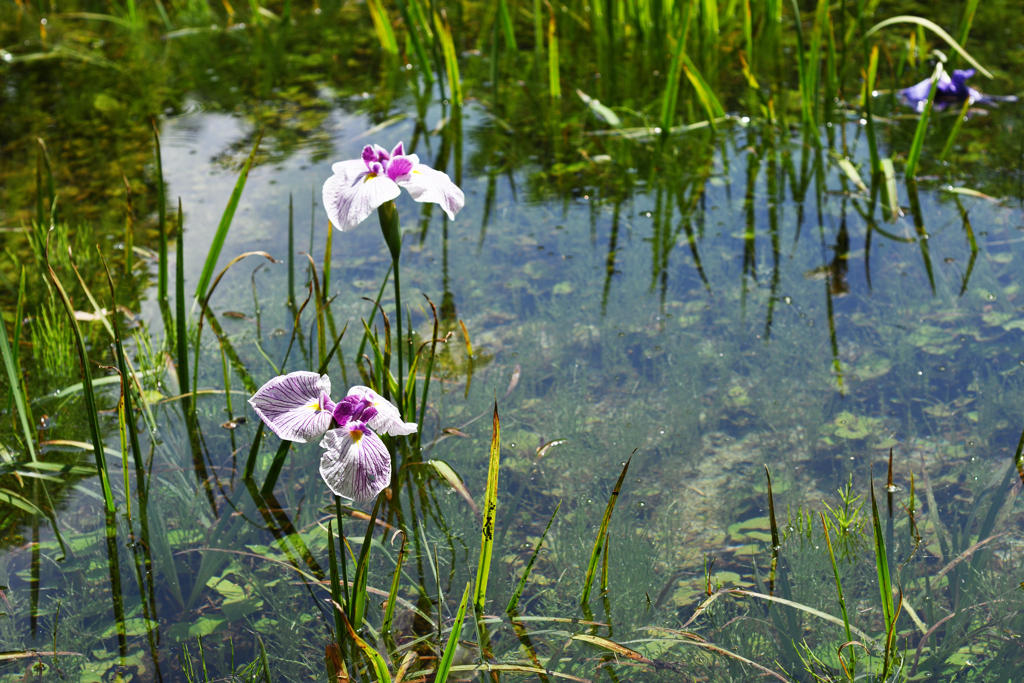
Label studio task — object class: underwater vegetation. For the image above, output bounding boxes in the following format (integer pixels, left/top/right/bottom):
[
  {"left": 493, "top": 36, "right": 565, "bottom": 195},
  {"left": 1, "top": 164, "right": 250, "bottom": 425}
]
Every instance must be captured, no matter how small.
[{"left": 0, "top": 0, "right": 1023, "bottom": 682}]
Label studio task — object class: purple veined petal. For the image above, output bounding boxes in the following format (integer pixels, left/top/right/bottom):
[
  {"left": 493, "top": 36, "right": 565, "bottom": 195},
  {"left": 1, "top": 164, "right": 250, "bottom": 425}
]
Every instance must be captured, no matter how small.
[
  {"left": 319, "top": 424, "right": 391, "bottom": 501},
  {"left": 346, "top": 386, "right": 418, "bottom": 436},
  {"left": 390, "top": 141, "right": 405, "bottom": 158},
  {"left": 248, "top": 371, "right": 334, "bottom": 443},
  {"left": 322, "top": 171, "right": 401, "bottom": 230},
  {"left": 386, "top": 156, "right": 413, "bottom": 181},
  {"left": 361, "top": 145, "right": 377, "bottom": 166},
  {"left": 332, "top": 159, "right": 368, "bottom": 180},
  {"left": 397, "top": 164, "right": 465, "bottom": 221},
  {"left": 372, "top": 144, "right": 391, "bottom": 162}
]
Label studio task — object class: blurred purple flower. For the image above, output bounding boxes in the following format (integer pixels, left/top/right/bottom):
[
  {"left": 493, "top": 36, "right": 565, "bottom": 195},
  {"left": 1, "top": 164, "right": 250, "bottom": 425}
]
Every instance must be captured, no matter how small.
[
  {"left": 322, "top": 142, "right": 465, "bottom": 230},
  {"left": 248, "top": 372, "right": 416, "bottom": 500},
  {"left": 899, "top": 69, "right": 980, "bottom": 113}
]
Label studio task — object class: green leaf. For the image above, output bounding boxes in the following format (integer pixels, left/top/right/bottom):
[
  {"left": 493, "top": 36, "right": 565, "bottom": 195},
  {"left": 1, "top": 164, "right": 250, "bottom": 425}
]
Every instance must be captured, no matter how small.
[{"left": 192, "top": 131, "right": 263, "bottom": 312}]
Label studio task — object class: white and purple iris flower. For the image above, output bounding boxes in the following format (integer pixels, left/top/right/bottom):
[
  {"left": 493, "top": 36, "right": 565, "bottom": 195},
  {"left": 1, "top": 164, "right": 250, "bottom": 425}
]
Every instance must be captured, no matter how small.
[
  {"left": 322, "top": 142, "right": 465, "bottom": 230},
  {"left": 248, "top": 372, "right": 416, "bottom": 501}
]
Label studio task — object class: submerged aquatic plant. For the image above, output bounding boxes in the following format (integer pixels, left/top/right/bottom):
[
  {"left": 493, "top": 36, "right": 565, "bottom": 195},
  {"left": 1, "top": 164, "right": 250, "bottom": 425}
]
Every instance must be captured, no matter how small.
[{"left": 248, "top": 372, "right": 416, "bottom": 500}]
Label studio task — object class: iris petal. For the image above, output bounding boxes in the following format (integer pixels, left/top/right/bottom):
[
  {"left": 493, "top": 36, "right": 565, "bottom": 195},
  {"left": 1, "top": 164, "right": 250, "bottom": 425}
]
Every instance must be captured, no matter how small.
[
  {"left": 248, "top": 372, "right": 333, "bottom": 443},
  {"left": 346, "top": 386, "right": 418, "bottom": 436},
  {"left": 323, "top": 171, "right": 401, "bottom": 230},
  {"left": 397, "top": 164, "right": 465, "bottom": 221},
  {"left": 319, "top": 426, "right": 392, "bottom": 501}
]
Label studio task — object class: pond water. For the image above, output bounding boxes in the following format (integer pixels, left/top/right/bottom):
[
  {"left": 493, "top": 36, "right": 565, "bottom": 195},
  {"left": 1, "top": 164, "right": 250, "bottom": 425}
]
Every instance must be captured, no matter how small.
[{"left": 1, "top": 1, "right": 1024, "bottom": 682}]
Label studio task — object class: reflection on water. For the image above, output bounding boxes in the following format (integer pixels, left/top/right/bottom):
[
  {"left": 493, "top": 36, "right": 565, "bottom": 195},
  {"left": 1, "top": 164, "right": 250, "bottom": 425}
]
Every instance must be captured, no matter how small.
[{"left": 1, "top": 1, "right": 1023, "bottom": 681}]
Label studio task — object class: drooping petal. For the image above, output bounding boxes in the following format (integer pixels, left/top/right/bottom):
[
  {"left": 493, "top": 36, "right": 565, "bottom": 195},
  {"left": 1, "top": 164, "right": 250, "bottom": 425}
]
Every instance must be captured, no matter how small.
[
  {"left": 248, "top": 372, "right": 334, "bottom": 443},
  {"left": 346, "top": 386, "right": 418, "bottom": 436},
  {"left": 319, "top": 424, "right": 391, "bottom": 501},
  {"left": 322, "top": 171, "right": 401, "bottom": 230},
  {"left": 397, "top": 164, "right": 465, "bottom": 221}
]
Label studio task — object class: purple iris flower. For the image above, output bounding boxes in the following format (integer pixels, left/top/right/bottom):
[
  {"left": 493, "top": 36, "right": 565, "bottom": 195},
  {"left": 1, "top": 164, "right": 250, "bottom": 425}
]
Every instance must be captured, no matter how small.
[
  {"left": 322, "top": 142, "right": 465, "bottom": 230},
  {"left": 248, "top": 372, "right": 416, "bottom": 501},
  {"left": 899, "top": 69, "right": 980, "bottom": 113}
]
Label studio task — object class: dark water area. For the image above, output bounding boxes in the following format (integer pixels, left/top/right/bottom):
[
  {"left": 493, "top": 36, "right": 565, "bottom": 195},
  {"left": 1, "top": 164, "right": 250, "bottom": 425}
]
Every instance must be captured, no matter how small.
[{"left": 1, "top": 1, "right": 1024, "bottom": 681}]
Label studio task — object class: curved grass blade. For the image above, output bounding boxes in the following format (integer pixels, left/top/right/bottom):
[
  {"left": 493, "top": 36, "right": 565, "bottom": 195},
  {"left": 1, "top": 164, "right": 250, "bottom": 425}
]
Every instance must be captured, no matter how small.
[
  {"left": 435, "top": 582, "right": 471, "bottom": 683},
  {"left": 581, "top": 455, "right": 631, "bottom": 605},
  {"left": 869, "top": 476, "right": 896, "bottom": 675},
  {"left": 192, "top": 251, "right": 278, "bottom": 407},
  {"left": 473, "top": 401, "right": 501, "bottom": 615},
  {"left": 506, "top": 501, "right": 560, "bottom": 614},
  {"left": 863, "top": 16, "right": 992, "bottom": 78},
  {"left": 192, "top": 131, "right": 263, "bottom": 313}
]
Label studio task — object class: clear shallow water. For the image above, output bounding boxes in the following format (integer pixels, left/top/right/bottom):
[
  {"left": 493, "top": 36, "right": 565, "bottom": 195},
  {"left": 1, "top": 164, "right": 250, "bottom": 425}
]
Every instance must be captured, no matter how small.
[{"left": 2, "top": 2, "right": 1024, "bottom": 681}]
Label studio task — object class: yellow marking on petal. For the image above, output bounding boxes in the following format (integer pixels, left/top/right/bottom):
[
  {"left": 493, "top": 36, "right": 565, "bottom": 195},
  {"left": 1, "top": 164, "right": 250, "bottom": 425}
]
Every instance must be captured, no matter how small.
[
  {"left": 308, "top": 402, "right": 321, "bottom": 411},
  {"left": 350, "top": 429, "right": 364, "bottom": 443},
  {"left": 363, "top": 173, "right": 378, "bottom": 183}
]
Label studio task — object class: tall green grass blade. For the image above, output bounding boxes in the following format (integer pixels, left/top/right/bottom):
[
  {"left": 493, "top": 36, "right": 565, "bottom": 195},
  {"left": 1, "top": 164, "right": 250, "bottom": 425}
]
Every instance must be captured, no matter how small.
[
  {"left": 417, "top": 294, "right": 439, "bottom": 448},
  {"left": 905, "top": 63, "right": 942, "bottom": 180},
  {"left": 102, "top": 257, "right": 146, "bottom": 502},
  {"left": 394, "top": 0, "right": 433, "bottom": 82},
  {"left": 474, "top": 401, "right": 501, "bottom": 615},
  {"left": 497, "top": 0, "right": 517, "bottom": 51},
  {"left": 506, "top": 501, "right": 560, "bottom": 614},
  {"left": 790, "top": 0, "right": 809, "bottom": 125},
  {"left": 864, "top": 44, "right": 881, "bottom": 175},
  {"left": 175, "top": 200, "right": 190, "bottom": 399},
  {"left": 660, "top": 3, "right": 693, "bottom": 133},
  {"left": 869, "top": 477, "right": 895, "bottom": 661},
  {"left": 192, "top": 131, "right": 262, "bottom": 312},
  {"left": 259, "top": 439, "right": 292, "bottom": 498},
  {"left": 0, "top": 308, "right": 36, "bottom": 462},
  {"left": 533, "top": 0, "right": 543, "bottom": 55},
  {"left": 863, "top": 16, "right": 992, "bottom": 78},
  {"left": 547, "top": 12, "right": 561, "bottom": 100},
  {"left": 352, "top": 495, "right": 383, "bottom": 630},
  {"left": 819, "top": 512, "right": 854, "bottom": 675},
  {"left": 435, "top": 12, "right": 463, "bottom": 106},
  {"left": 435, "top": 582, "right": 471, "bottom": 683},
  {"left": 243, "top": 422, "right": 265, "bottom": 480},
  {"left": 367, "top": 0, "right": 399, "bottom": 55},
  {"left": 326, "top": 521, "right": 344, "bottom": 648},
  {"left": 382, "top": 533, "right": 407, "bottom": 638},
  {"left": 939, "top": 98, "right": 972, "bottom": 162},
  {"left": 44, "top": 236, "right": 115, "bottom": 514},
  {"left": 152, "top": 119, "right": 168, "bottom": 307},
  {"left": 680, "top": 53, "right": 724, "bottom": 127},
  {"left": 881, "top": 157, "right": 900, "bottom": 221},
  {"left": 955, "top": 0, "right": 980, "bottom": 49},
  {"left": 742, "top": 0, "right": 752, "bottom": 62},
  {"left": 581, "top": 455, "right": 631, "bottom": 605},
  {"left": 112, "top": 369, "right": 131, "bottom": 519},
  {"left": 287, "top": 194, "right": 295, "bottom": 310}
]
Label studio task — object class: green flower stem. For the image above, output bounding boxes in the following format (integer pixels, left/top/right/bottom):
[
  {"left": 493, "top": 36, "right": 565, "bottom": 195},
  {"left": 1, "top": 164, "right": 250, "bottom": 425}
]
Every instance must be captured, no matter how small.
[{"left": 378, "top": 201, "right": 404, "bottom": 415}]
